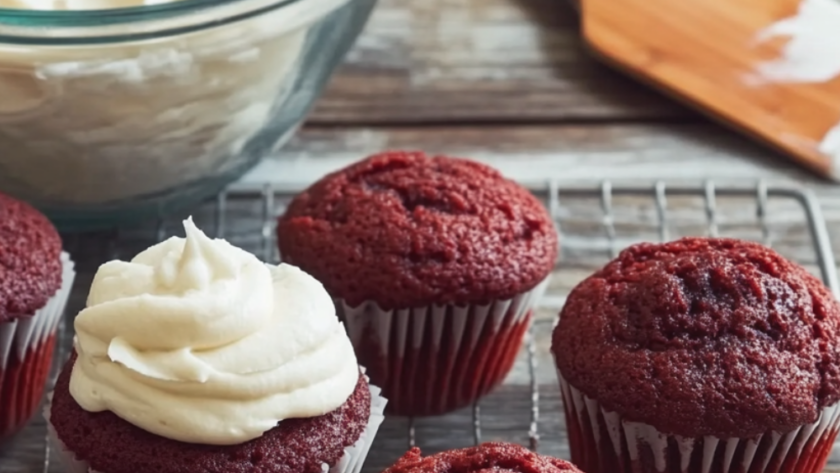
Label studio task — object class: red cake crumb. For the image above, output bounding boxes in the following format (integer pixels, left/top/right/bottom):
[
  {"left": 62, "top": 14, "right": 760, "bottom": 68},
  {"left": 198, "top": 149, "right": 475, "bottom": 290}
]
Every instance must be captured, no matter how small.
[
  {"left": 277, "top": 151, "right": 558, "bottom": 310},
  {"left": 553, "top": 237, "right": 840, "bottom": 438},
  {"left": 0, "top": 192, "right": 62, "bottom": 322},
  {"left": 50, "top": 355, "right": 372, "bottom": 473},
  {"left": 383, "top": 443, "right": 584, "bottom": 473}
]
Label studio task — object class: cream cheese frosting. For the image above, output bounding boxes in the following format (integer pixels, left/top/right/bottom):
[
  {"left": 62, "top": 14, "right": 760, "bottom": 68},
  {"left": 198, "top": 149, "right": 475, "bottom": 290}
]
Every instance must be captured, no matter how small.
[{"left": 69, "top": 217, "right": 360, "bottom": 445}]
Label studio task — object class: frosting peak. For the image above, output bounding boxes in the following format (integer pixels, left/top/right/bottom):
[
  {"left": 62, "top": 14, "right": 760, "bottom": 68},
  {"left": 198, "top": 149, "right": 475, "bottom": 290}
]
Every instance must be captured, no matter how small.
[
  {"left": 160, "top": 217, "right": 239, "bottom": 291},
  {"left": 70, "top": 218, "right": 360, "bottom": 445}
]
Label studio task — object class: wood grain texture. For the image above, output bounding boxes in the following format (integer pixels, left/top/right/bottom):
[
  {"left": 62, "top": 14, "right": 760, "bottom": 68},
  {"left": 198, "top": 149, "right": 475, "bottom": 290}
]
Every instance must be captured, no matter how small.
[
  {"left": 307, "top": 0, "right": 692, "bottom": 124},
  {"left": 243, "top": 122, "right": 824, "bottom": 186},
  {"left": 580, "top": 0, "right": 840, "bottom": 179}
]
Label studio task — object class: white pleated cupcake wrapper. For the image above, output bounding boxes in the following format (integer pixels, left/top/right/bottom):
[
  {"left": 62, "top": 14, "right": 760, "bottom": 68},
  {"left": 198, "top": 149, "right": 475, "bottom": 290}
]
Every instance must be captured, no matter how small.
[
  {"left": 337, "top": 277, "right": 550, "bottom": 414},
  {"left": 0, "top": 253, "right": 76, "bottom": 370},
  {"left": 558, "top": 372, "right": 840, "bottom": 473},
  {"left": 46, "top": 380, "right": 387, "bottom": 473}
]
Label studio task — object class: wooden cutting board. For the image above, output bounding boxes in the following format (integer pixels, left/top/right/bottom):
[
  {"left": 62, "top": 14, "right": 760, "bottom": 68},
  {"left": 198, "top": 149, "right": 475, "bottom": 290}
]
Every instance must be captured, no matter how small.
[{"left": 577, "top": 0, "right": 840, "bottom": 180}]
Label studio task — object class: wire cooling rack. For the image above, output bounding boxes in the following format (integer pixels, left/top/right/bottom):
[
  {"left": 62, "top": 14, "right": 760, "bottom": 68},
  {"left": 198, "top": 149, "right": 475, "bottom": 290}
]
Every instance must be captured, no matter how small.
[{"left": 1, "top": 179, "right": 838, "bottom": 473}]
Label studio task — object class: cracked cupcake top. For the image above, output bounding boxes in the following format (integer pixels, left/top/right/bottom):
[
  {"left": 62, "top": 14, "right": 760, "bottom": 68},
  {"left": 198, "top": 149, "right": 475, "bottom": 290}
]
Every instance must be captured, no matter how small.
[
  {"left": 383, "top": 443, "right": 584, "bottom": 473},
  {"left": 277, "top": 151, "right": 558, "bottom": 309},
  {"left": 553, "top": 237, "right": 840, "bottom": 438}
]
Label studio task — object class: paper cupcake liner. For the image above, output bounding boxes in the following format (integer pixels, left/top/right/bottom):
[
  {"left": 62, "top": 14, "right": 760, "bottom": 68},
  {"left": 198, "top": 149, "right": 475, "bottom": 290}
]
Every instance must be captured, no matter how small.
[
  {"left": 0, "top": 253, "right": 75, "bottom": 439},
  {"left": 558, "top": 373, "right": 840, "bottom": 473},
  {"left": 47, "top": 379, "right": 387, "bottom": 473},
  {"left": 338, "top": 277, "right": 550, "bottom": 417}
]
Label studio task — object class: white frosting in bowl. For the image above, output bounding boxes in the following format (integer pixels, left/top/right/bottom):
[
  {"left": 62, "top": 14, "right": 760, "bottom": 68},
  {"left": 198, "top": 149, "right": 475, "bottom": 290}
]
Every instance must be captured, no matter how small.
[
  {"left": 70, "top": 217, "right": 360, "bottom": 445},
  {"left": 0, "top": 0, "right": 353, "bottom": 206},
  {"left": 0, "top": 0, "right": 170, "bottom": 9}
]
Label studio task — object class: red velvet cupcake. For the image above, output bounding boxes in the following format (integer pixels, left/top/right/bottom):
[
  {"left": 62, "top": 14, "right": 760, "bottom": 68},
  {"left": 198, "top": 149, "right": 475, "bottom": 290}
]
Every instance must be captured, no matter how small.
[
  {"left": 0, "top": 192, "right": 74, "bottom": 440},
  {"left": 552, "top": 237, "right": 840, "bottom": 473},
  {"left": 383, "top": 442, "right": 585, "bottom": 473},
  {"left": 277, "top": 151, "right": 558, "bottom": 416},
  {"left": 48, "top": 219, "right": 385, "bottom": 473}
]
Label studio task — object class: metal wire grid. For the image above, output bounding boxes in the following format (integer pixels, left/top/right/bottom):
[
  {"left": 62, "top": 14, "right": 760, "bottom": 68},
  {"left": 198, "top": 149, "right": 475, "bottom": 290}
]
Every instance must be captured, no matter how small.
[{"left": 36, "top": 179, "right": 840, "bottom": 472}]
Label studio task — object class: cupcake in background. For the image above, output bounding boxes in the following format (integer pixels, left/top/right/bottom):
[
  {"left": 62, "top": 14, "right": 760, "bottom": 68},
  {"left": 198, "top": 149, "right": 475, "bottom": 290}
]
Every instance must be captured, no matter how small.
[
  {"left": 383, "top": 442, "right": 585, "bottom": 473},
  {"left": 553, "top": 237, "right": 840, "bottom": 473},
  {"left": 277, "top": 151, "right": 558, "bottom": 416},
  {"left": 0, "top": 192, "right": 74, "bottom": 440},
  {"left": 48, "top": 218, "right": 385, "bottom": 473}
]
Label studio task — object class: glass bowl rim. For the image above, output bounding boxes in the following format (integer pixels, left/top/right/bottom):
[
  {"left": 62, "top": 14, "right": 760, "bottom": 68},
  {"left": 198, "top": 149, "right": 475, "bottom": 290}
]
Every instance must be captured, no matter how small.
[{"left": 0, "top": 0, "right": 313, "bottom": 42}]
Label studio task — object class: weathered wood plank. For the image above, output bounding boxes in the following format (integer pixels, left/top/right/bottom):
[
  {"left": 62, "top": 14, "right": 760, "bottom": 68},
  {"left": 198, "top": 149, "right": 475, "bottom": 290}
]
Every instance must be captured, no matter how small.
[
  {"left": 244, "top": 122, "right": 823, "bottom": 185},
  {"left": 308, "top": 0, "right": 691, "bottom": 124}
]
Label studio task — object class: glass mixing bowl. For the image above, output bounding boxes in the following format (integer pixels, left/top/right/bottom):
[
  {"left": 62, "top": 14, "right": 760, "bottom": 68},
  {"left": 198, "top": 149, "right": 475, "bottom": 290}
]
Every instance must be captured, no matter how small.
[{"left": 0, "top": 0, "right": 376, "bottom": 231}]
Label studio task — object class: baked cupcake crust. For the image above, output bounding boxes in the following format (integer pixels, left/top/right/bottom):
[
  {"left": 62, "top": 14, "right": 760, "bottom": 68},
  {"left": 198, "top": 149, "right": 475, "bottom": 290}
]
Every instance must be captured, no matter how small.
[
  {"left": 0, "top": 192, "right": 62, "bottom": 323},
  {"left": 277, "top": 151, "right": 558, "bottom": 309},
  {"left": 50, "top": 355, "right": 372, "bottom": 473},
  {"left": 553, "top": 237, "right": 840, "bottom": 438},
  {"left": 382, "top": 442, "right": 584, "bottom": 473}
]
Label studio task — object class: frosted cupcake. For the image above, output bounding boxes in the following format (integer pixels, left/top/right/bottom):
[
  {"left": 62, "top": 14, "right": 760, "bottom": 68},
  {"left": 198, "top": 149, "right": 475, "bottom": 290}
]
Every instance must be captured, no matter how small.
[
  {"left": 0, "top": 192, "right": 75, "bottom": 440},
  {"left": 553, "top": 237, "right": 840, "bottom": 473},
  {"left": 278, "top": 151, "right": 558, "bottom": 416},
  {"left": 47, "top": 218, "right": 385, "bottom": 473}
]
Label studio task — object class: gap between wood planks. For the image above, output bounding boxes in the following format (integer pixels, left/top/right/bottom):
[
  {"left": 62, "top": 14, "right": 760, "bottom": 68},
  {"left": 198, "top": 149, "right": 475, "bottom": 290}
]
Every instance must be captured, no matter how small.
[{"left": 304, "top": 114, "right": 703, "bottom": 129}]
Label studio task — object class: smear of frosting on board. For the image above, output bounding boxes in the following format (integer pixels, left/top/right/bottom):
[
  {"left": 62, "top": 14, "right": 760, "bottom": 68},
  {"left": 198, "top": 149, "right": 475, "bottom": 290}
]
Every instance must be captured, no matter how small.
[
  {"left": 755, "top": 0, "right": 840, "bottom": 83},
  {"left": 753, "top": 0, "right": 840, "bottom": 166}
]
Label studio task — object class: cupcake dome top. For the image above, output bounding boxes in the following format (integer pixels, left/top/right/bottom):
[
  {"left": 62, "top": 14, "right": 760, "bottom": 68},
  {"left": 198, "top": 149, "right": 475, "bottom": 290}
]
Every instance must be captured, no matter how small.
[
  {"left": 0, "top": 192, "right": 62, "bottom": 322},
  {"left": 277, "top": 151, "right": 558, "bottom": 309},
  {"left": 383, "top": 442, "right": 584, "bottom": 473},
  {"left": 553, "top": 237, "right": 840, "bottom": 438}
]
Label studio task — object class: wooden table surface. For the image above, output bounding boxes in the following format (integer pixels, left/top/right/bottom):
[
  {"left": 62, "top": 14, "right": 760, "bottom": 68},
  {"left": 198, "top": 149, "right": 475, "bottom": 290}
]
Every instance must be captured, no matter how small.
[
  {"left": 253, "top": 0, "right": 840, "bottom": 206},
  {"left": 244, "top": 0, "right": 840, "bottom": 272},
  {"left": 6, "top": 0, "right": 840, "bottom": 471}
]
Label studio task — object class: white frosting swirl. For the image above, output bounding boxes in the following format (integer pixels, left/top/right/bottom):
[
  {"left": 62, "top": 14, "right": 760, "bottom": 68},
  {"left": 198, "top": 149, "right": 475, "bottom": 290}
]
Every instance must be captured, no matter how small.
[{"left": 69, "top": 217, "right": 360, "bottom": 445}]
